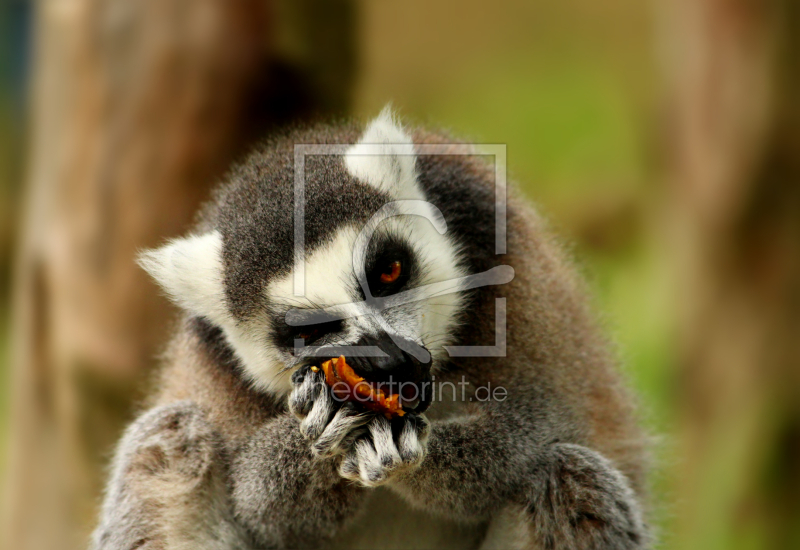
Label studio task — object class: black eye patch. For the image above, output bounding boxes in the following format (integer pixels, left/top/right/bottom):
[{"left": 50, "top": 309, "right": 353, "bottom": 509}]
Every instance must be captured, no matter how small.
[
  {"left": 273, "top": 311, "right": 344, "bottom": 349},
  {"left": 364, "top": 237, "right": 415, "bottom": 298}
]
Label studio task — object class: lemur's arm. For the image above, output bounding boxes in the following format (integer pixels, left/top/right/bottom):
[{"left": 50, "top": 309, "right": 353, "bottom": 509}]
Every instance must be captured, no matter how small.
[
  {"left": 328, "top": 399, "right": 649, "bottom": 550},
  {"left": 91, "top": 402, "right": 250, "bottom": 550},
  {"left": 228, "top": 407, "right": 370, "bottom": 548},
  {"left": 94, "top": 369, "right": 647, "bottom": 550},
  {"left": 289, "top": 366, "right": 650, "bottom": 549},
  {"left": 392, "top": 418, "right": 649, "bottom": 549},
  {"left": 91, "top": 390, "right": 370, "bottom": 550}
]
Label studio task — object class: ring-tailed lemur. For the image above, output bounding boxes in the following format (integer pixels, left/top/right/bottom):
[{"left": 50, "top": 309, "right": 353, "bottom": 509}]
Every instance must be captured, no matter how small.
[{"left": 92, "top": 109, "right": 650, "bottom": 550}]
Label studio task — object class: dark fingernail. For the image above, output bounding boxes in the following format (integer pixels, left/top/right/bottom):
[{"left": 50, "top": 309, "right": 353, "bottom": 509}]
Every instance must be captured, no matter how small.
[{"left": 291, "top": 367, "right": 307, "bottom": 385}]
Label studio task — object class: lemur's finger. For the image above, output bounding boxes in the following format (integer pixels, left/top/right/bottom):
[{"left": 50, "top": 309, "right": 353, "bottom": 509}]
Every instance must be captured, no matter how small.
[
  {"left": 337, "top": 415, "right": 423, "bottom": 486},
  {"left": 338, "top": 448, "right": 361, "bottom": 481},
  {"left": 312, "top": 403, "right": 371, "bottom": 457},
  {"left": 299, "top": 381, "right": 335, "bottom": 440},
  {"left": 288, "top": 367, "right": 320, "bottom": 419},
  {"left": 353, "top": 437, "right": 386, "bottom": 486},
  {"left": 342, "top": 416, "right": 402, "bottom": 487},
  {"left": 369, "top": 416, "right": 402, "bottom": 472},
  {"left": 396, "top": 413, "right": 429, "bottom": 465},
  {"left": 290, "top": 364, "right": 310, "bottom": 386}
]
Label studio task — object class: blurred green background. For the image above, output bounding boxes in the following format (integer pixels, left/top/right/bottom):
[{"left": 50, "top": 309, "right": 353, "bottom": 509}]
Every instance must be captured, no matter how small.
[{"left": 1, "top": 1, "right": 798, "bottom": 549}]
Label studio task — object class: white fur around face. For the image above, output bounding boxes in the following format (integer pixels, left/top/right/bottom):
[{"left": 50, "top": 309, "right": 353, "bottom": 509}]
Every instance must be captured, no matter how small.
[
  {"left": 340, "top": 110, "right": 467, "bottom": 362},
  {"left": 139, "top": 232, "right": 290, "bottom": 395},
  {"left": 267, "top": 208, "right": 467, "bottom": 377},
  {"left": 140, "top": 111, "right": 469, "bottom": 397},
  {"left": 268, "top": 225, "right": 362, "bottom": 313},
  {"left": 344, "top": 107, "right": 422, "bottom": 200},
  {"left": 384, "top": 214, "right": 467, "bottom": 366},
  {"left": 141, "top": 221, "right": 466, "bottom": 397}
]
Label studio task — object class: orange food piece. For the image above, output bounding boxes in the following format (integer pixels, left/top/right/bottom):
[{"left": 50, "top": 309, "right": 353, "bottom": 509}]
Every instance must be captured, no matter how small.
[{"left": 320, "top": 356, "right": 405, "bottom": 419}]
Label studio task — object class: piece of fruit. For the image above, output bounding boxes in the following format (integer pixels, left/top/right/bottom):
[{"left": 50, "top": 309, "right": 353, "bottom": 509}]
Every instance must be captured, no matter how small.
[{"left": 320, "top": 356, "right": 405, "bottom": 419}]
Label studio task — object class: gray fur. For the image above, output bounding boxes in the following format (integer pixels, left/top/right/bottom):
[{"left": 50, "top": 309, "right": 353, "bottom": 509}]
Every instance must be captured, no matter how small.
[
  {"left": 396, "top": 413, "right": 429, "bottom": 465},
  {"left": 212, "top": 127, "right": 388, "bottom": 320},
  {"left": 92, "top": 117, "right": 651, "bottom": 549},
  {"left": 92, "top": 402, "right": 250, "bottom": 550},
  {"left": 228, "top": 414, "right": 367, "bottom": 549}
]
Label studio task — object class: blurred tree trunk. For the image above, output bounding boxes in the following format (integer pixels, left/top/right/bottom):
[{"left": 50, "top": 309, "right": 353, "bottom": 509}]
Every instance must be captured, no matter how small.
[
  {"left": 660, "top": 0, "right": 800, "bottom": 548},
  {"left": 1, "top": 1, "right": 355, "bottom": 550}
]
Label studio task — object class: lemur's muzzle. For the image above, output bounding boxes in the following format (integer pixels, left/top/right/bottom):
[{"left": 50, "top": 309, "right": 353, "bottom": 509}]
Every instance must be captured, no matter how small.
[{"left": 344, "top": 334, "right": 433, "bottom": 413}]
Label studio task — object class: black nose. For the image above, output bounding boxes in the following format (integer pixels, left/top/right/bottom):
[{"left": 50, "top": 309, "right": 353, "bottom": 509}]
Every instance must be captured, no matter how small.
[{"left": 346, "top": 333, "right": 430, "bottom": 385}]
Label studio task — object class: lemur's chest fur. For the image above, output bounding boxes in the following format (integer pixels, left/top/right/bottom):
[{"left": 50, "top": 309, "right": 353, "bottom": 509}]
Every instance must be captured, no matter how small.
[{"left": 331, "top": 488, "right": 486, "bottom": 550}]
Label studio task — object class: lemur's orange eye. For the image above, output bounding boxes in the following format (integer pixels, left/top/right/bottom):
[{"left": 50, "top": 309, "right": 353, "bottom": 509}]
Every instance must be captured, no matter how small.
[
  {"left": 380, "top": 260, "right": 402, "bottom": 284},
  {"left": 298, "top": 329, "right": 318, "bottom": 341}
]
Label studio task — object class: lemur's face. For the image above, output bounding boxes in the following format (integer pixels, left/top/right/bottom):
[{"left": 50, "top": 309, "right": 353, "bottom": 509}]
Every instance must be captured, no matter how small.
[{"left": 140, "top": 111, "right": 467, "bottom": 398}]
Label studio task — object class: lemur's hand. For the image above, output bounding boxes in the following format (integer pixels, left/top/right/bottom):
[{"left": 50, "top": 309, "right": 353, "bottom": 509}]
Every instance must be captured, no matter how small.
[
  {"left": 289, "top": 364, "right": 372, "bottom": 457},
  {"left": 288, "top": 364, "right": 429, "bottom": 486},
  {"left": 339, "top": 413, "right": 429, "bottom": 487}
]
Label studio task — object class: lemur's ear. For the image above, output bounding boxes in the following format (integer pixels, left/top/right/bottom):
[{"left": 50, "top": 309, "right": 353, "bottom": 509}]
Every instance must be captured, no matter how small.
[
  {"left": 138, "top": 231, "right": 229, "bottom": 325},
  {"left": 344, "top": 106, "right": 422, "bottom": 200}
]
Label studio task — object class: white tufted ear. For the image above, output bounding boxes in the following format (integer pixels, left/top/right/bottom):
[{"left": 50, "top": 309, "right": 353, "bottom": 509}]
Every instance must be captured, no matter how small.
[
  {"left": 138, "top": 231, "right": 229, "bottom": 325},
  {"left": 344, "top": 106, "right": 422, "bottom": 200}
]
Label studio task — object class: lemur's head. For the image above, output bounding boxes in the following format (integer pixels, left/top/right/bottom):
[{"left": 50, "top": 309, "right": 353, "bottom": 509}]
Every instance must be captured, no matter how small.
[{"left": 140, "top": 109, "right": 469, "bottom": 407}]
